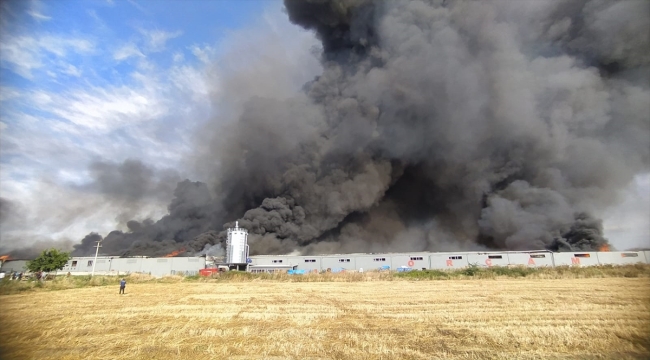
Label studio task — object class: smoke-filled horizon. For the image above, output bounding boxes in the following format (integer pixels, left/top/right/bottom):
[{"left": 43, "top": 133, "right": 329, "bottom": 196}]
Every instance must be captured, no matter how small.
[{"left": 8, "top": 0, "right": 650, "bottom": 258}]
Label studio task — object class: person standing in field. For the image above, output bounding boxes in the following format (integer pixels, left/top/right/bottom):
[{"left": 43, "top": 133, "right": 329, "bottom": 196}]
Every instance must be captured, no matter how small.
[{"left": 119, "top": 278, "right": 126, "bottom": 294}]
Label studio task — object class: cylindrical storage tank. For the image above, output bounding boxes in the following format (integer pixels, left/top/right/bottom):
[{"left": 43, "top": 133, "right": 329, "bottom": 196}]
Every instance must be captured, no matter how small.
[{"left": 226, "top": 221, "right": 248, "bottom": 264}]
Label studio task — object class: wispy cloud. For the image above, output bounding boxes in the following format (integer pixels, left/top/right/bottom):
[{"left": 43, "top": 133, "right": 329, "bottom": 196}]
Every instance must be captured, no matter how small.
[
  {"left": 0, "top": 34, "right": 94, "bottom": 79},
  {"left": 113, "top": 42, "right": 145, "bottom": 61},
  {"left": 87, "top": 9, "right": 108, "bottom": 31},
  {"left": 0, "top": 86, "right": 23, "bottom": 102},
  {"left": 61, "top": 63, "right": 82, "bottom": 77},
  {"left": 140, "top": 29, "right": 182, "bottom": 52},
  {"left": 47, "top": 80, "right": 168, "bottom": 132},
  {"left": 0, "top": 36, "right": 43, "bottom": 79},
  {"left": 190, "top": 44, "right": 214, "bottom": 64},
  {"left": 27, "top": 10, "right": 51, "bottom": 21},
  {"left": 170, "top": 65, "right": 209, "bottom": 101},
  {"left": 172, "top": 52, "right": 184, "bottom": 63},
  {"left": 27, "top": 0, "right": 51, "bottom": 21},
  {"left": 127, "top": 0, "right": 147, "bottom": 14},
  {"left": 0, "top": 0, "right": 317, "bottom": 254}
]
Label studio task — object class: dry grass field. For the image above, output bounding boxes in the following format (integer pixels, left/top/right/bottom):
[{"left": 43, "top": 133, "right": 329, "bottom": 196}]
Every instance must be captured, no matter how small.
[{"left": 1, "top": 277, "right": 649, "bottom": 360}]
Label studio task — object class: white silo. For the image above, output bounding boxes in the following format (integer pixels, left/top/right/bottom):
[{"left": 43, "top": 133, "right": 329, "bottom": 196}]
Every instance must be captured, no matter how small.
[{"left": 226, "top": 221, "right": 249, "bottom": 264}]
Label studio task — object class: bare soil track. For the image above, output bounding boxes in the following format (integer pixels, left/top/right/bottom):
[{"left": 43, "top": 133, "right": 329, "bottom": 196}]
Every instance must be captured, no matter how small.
[{"left": 1, "top": 278, "right": 649, "bottom": 359}]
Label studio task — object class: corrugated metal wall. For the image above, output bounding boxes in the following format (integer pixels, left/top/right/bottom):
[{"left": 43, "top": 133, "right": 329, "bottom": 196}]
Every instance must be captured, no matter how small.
[
  {"left": 170, "top": 257, "right": 205, "bottom": 275},
  {"left": 466, "top": 253, "right": 510, "bottom": 267},
  {"left": 597, "top": 251, "right": 646, "bottom": 265},
  {"left": 506, "top": 252, "right": 554, "bottom": 267},
  {"left": 249, "top": 250, "right": 650, "bottom": 272},
  {"left": 0, "top": 260, "right": 29, "bottom": 273},
  {"left": 391, "top": 254, "right": 430, "bottom": 270},
  {"left": 430, "top": 253, "right": 469, "bottom": 269},
  {"left": 553, "top": 252, "right": 600, "bottom": 266},
  {"left": 6, "top": 249, "right": 650, "bottom": 277},
  {"left": 321, "top": 256, "right": 355, "bottom": 271},
  {"left": 354, "top": 255, "right": 390, "bottom": 271}
]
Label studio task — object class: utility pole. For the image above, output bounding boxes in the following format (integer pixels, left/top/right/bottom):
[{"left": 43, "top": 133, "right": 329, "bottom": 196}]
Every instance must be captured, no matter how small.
[{"left": 91, "top": 239, "right": 102, "bottom": 278}]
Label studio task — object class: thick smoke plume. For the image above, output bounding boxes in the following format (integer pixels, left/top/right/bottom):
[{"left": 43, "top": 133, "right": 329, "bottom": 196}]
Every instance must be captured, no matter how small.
[{"left": 66, "top": 0, "right": 648, "bottom": 257}]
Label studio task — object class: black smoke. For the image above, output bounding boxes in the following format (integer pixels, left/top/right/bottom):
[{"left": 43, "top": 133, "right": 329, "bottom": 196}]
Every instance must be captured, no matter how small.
[
  {"left": 69, "top": 0, "right": 648, "bottom": 257},
  {"left": 71, "top": 180, "right": 217, "bottom": 256}
]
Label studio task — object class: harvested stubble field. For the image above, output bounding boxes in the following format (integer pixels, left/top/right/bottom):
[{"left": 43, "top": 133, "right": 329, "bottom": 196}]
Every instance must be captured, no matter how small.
[{"left": 1, "top": 275, "right": 649, "bottom": 360}]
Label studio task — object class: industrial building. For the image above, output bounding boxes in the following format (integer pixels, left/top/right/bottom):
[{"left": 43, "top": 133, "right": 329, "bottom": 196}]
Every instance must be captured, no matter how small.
[
  {"left": 1, "top": 250, "right": 649, "bottom": 277},
  {"left": 246, "top": 250, "right": 650, "bottom": 273},
  {"left": 1, "top": 225, "right": 648, "bottom": 276},
  {"left": 0, "top": 259, "right": 30, "bottom": 274}
]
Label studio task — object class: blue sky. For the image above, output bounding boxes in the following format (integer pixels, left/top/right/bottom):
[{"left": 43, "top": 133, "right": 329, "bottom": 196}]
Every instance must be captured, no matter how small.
[
  {"left": 0, "top": 0, "right": 322, "bottom": 249},
  {"left": 0, "top": 0, "right": 648, "bottom": 252}
]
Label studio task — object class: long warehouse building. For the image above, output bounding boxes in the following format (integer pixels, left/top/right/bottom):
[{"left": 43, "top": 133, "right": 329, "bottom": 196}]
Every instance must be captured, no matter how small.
[{"left": 1, "top": 250, "right": 649, "bottom": 277}]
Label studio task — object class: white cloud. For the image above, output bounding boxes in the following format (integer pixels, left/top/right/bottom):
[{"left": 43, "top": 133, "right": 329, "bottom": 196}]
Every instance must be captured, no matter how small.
[
  {"left": 170, "top": 65, "right": 209, "bottom": 101},
  {"left": 0, "top": 0, "right": 319, "bottom": 252},
  {"left": 27, "top": 0, "right": 51, "bottom": 21},
  {"left": 0, "top": 61, "right": 209, "bottom": 249},
  {"left": 190, "top": 44, "right": 214, "bottom": 64},
  {"left": 40, "top": 36, "right": 94, "bottom": 56},
  {"left": 173, "top": 52, "right": 184, "bottom": 63},
  {"left": 87, "top": 9, "right": 108, "bottom": 31},
  {"left": 30, "top": 90, "right": 54, "bottom": 106},
  {"left": 0, "top": 36, "right": 43, "bottom": 79},
  {"left": 27, "top": 10, "right": 51, "bottom": 21},
  {"left": 61, "top": 63, "right": 82, "bottom": 77},
  {"left": 47, "top": 82, "right": 168, "bottom": 132},
  {"left": 113, "top": 42, "right": 145, "bottom": 61},
  {"left": 127, "top": 0, "right": 148, "bottom": 15},
  {"left": 0, "top": 86, "right": 22, "bottom": 102},
  {"left": 0, "top": 34, "right": 94, "bottom": 79},
  {"left": 140, "top": 29, "right": 182, "bottom": 52}
]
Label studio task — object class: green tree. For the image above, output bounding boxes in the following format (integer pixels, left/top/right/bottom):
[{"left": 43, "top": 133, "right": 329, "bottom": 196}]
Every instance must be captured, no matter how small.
[{"left": 27, "top": 249, "right": 70, "bottom": 275}]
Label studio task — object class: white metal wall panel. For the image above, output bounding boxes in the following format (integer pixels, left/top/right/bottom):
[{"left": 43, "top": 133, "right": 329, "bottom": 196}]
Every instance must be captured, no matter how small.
[
  {"left": 64, "top": 257, "right": 94, "bottom": 272},
  {"left": 553, "top": 252, "right": 599, "bottom": 266},
  {"left": 65, "top": 257, "right": 112, "bottom": 273},
  {"left": 250, "top": 256, "right": 300, "bottom": 267},
  {"left": 597, "top": 252, "right": 646, "bottom": 265},
  {"left": 321, "top": 256, "right": 355, "bottom": 271},
  {"left": 390, "top": 254, "right": 430, "bottom": 270},
  {"left": 170, "top": 257, "right": 204, "bottom": 275},
  {"left": 296, "top": 257, "right": 321, "bottom": 272},
  {"left": 90, "top": 258, "right": 112, "bottom": 272},
  {"left": 249, "top": 257, "right": 276, "bottom": 266},
  {"left": 140, "top": 258, "right": 173, "bottom": 277},
  {"left": 430, "top": 254, "right": 469, "bottom": 269},
  {"left": 0, "top": 260, "right": 29, "bottom": 273},
  {"left": 274, "top": 256, "right": 302, "bottom": 267},
  {"left": 507, "top": 252, "right": 554, "bottom": 267},
  {"left": 284, "top": 256, "right": 309, "bottom": 267},
  {"left": 354, "top": 256, "right": 391, "bottom": 271},
  {"left": 110, "top": 258, "right": 143, "bottom": 274},
  {"left": 37, "top": 250, "right": 649, "bottom": 276},
  {"left": 466, "top": 253, "right": 509, "bottom": 267}
]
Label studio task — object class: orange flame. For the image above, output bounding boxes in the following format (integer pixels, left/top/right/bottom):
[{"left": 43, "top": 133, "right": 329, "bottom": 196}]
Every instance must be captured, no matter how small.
[
  {"left": 164, "top": 248, "right": 186, "bottom": 257},
  {"left": 0, "top": 255, "right": 11, "bottom": 262},
  {"left": 599, "top": 244, "right": 610, "bottom": 252}
]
